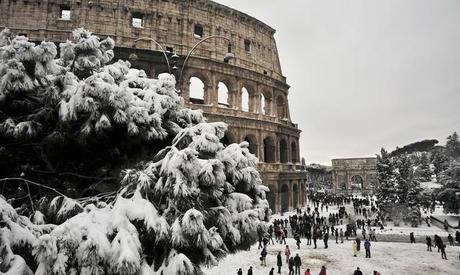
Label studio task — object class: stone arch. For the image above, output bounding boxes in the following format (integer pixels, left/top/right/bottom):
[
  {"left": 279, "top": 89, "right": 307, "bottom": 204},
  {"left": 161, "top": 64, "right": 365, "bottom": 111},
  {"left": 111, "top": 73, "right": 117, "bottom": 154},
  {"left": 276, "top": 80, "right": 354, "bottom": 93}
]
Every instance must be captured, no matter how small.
[
  {"left": 263, "top": 136, "right": 276, "bottom": 163},
  {"left": 291, "top": 141, "right": 298, "bottom": 163},
  {"left": 244, "top": 134, "right": 258, "bottom": 156},
  {"left": 279, "top": 138, "right": 288, "bottom": 163},
  {"left": 293, "top": 183, "right": 298, "bottom": 208},
  {"left": 261, "top": 89, "right": 273, "bottom": 115},
  {"left": 217, "top": 82, "right": 229, "bottom": 107},
  {"left": 280, "top": 183, "right": 289, "bottom": 213},
  {"left": 266, "top": 184, "right": 277, "bottom": 213},
  {"left": 186, "top": 71, "right": 211, "bottom": 104},
  {"left": 221, "top": 131, "right": 236, "bottom": 146},
  {"left": 241, "top": 87, "right": 249, "bottom": 111},
  {"left": 276, "top": 94, "right": 287, "bottom": 119},
  {"left": 189, "top": 77, "right": 205, "bottom": 103},
  {"left": 351, "top": 175, "right": 364, "bottom": 190}
]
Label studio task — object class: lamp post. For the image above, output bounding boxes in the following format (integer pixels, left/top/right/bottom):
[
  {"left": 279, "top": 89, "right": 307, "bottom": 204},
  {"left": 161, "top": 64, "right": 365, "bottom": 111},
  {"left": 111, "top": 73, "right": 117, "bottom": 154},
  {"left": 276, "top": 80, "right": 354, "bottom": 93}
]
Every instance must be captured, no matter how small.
[
  {"left": 130, "top": 35, "right": 235, "bottom": 90},
  {"left": 177, "top": 35, "right": 234, "bottom": 89},
  {"left": 131, "top": 37, "right": 177, "bottom": 74}
]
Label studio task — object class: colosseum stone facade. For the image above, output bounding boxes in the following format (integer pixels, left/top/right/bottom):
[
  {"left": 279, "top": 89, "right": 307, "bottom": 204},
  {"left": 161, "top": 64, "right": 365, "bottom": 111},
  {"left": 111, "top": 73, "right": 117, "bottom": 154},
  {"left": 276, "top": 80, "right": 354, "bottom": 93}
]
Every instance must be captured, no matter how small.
[{"left": 1, "top": 0, "right": 307, "bottom": 213}]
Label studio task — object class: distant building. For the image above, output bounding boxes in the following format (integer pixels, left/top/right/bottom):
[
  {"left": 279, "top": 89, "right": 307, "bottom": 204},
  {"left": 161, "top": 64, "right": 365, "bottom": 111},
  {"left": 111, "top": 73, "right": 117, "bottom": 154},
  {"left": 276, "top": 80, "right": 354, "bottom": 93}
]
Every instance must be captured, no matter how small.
[{"left": 331, "top": 158, "right": 378, "bottom": 194}]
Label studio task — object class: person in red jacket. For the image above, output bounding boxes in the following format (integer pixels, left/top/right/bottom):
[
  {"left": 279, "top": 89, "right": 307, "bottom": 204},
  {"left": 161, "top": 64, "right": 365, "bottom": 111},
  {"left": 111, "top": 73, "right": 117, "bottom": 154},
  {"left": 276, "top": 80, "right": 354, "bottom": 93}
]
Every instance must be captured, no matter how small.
[
  {"left": 304, "top": 268, "right": 311, "bottom": 275},
  {"left": 319, "top": 266, "right": 327, "bottom": 275}
]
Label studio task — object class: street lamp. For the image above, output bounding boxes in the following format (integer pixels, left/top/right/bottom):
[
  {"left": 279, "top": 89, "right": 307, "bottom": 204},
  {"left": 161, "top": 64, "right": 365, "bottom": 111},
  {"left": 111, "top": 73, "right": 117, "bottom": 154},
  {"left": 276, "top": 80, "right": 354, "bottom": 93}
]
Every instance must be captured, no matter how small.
[
  {"left": 130, "top": 35, "right": 234, "bottom": 90},
  {"left": 131, "top": 37, "right": 175, "bottom": 74},
  {"left": 177, "top": 35, "right": 234, "bottom": 89}
]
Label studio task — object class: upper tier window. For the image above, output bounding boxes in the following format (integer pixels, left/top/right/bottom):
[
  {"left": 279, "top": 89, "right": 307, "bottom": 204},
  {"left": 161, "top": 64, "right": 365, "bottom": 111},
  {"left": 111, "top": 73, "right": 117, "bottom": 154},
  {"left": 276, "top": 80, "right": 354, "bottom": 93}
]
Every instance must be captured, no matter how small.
[
  {"left": 194, "top": 24, "right": 203, "bottom": 38},
  {"left": 60, "top": 6, "right": 71, "bottom": 20},
  {"left": 132, "top": 13, "right": 144, "bottom": 28},
  {"left": 244, "top": 39, "right": 251, "bottom": 52}
]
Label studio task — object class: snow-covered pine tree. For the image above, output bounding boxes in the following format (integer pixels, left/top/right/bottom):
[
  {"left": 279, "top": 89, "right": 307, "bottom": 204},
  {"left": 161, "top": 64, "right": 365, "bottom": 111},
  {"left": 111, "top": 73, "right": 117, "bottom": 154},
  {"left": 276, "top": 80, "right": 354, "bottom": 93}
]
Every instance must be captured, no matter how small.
[
  {"left": 437, "top": 159, "right": 460, "bottom": 214},
  {"left": 406, "top": 179, "right": 422, "bottom": 227},
  {"left": 431, "top": 147, "right": 449, "bottom": 181},
  {"left": 395, "top": 154, "right": 412, "bottom": 203},
  {"left": 445, "top": 132, "right": 460, "bottom": 159},
  {"left": 375, "top": 148, "right": 398, "bottom": 218},
  {"left": 0, "top": 29, "right": 270, "bottom": 274},
  {"left": 415, "top": 152, "right": 433, "bottom": 182}
]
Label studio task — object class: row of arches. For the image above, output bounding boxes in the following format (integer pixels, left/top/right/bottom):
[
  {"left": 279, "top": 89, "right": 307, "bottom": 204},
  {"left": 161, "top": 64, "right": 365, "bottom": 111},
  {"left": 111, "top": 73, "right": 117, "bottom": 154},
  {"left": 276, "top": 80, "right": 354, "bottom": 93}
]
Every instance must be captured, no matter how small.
[
  {"left": 265, "top": 181, "right": 307, "bottom": 213},
  {"left": 222, "top": 132, "right": 300, "bottom": 164},
  {"left": 186, "top": 76, "right": 288, "bottom": 119}
]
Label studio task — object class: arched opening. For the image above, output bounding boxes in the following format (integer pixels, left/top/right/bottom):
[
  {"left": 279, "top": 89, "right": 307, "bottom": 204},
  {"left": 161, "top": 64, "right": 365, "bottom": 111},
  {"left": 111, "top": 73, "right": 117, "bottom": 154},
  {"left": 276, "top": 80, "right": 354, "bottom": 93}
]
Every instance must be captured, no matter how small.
[
  {"left": 263, "top": 136, "right": 275, "bottom": 163},
  {"left": 244, "top": 134, "right": 258, "bottom": 156},
  {"left": 279, "top": 139, "right": 288, "bottom": 163},
  {"left": 221, "top": 132, "right": 235, "bottom": 146},
  {"left": 189, "top": 77, "right": 205, "bottom": 104},
  {"left": 261, "top": 94, "right": 266, "bottom": 114},
  {"left": 351, "top": 175, "right": 364, "bottom": 190},
  {"left": 241, "top": 87, "right": 249, "bottom": 112},
  {"left": 276, "top": 95, "right": 286, "bottom": 118},
  {"left": 280, "top": 184, "right": 289, "bottom": 213},
  {"left": 291, "top": 141, "right": 298, "bottom": 163},
  {"left": 217, "top": 82, "right": 229, "bottom": 107},
  {"left": 266, "top": 189, "right": 276, "bottom": 213},
  {"left": 293, "top": 184, "right": 298, "bottom": 208}
]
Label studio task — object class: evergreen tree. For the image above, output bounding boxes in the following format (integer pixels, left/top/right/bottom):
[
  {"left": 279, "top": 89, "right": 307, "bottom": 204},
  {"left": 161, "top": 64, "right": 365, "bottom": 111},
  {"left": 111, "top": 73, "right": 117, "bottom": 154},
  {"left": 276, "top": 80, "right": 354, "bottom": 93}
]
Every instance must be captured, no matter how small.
[
  {"left": 438, "top": 159, "right": 460, "bottom": 214},
  {"left": 415, "top": 152, "right": 433, "bottom": 182},
  {"left": 446, "top": 132, "right": 460, "bottom": 159},
  {"left": 406, "top": 179, "right": 422, "bottom": 227},
  {"left": 375, "top": 148, "right": 398, "bottom": 216},
  {"left": 395, "top": 154, "right": 412, "bottom": 203},
  {"left": 0, "top": 29, "right": 269, "bottom": 274},
  {"left": 431, "top": 148, "right": 449, "bottom": 180}
]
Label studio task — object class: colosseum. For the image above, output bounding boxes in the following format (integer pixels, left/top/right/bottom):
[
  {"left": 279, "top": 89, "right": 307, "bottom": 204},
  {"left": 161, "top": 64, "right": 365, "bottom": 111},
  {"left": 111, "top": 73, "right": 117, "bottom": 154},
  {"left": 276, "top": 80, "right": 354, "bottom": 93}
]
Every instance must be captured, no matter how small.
[{"left": 1, "top": 0, "right": 307, "bottom": 213}]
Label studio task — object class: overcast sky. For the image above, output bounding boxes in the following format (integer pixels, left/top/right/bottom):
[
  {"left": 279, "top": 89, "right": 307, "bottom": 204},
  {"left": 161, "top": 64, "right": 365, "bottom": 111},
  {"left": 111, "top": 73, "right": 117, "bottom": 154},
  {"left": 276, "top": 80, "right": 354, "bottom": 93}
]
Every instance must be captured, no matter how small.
[{"left": 216, "top": 0, "right": 460, "bottom": 165}]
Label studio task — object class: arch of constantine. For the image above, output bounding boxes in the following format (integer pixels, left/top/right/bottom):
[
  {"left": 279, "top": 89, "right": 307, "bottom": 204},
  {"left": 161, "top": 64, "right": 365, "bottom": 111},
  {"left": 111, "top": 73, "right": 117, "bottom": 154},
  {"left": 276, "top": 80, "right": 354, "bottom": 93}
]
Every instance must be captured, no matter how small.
[
  {"left": 1, "top": 0, "right": 307, "bottom": 213},
  {"left": 331, "top": 158, "right": 378, "bottom": 194}
]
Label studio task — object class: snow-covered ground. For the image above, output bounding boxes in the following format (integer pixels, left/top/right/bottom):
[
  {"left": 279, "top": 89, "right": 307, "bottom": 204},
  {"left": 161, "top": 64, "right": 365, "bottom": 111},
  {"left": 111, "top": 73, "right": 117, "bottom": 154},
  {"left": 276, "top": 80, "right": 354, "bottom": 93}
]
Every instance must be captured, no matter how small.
[
  {"left": 204, "top": 200, "right": 460, "bottom": 274},
  {"left": 204, "top": 238, "right": 460, "bottom": 275}
]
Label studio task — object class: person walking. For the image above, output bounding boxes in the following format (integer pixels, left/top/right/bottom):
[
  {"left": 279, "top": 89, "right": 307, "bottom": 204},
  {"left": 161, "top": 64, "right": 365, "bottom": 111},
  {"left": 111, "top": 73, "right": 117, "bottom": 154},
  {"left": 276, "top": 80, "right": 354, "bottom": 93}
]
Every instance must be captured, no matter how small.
[
  {"left": 353, "top": 267, "right": 363, "bottom": 275},
  {"left": 261, "top": 247, "right": 267, "bottom": 266},
  {"left": 440, "top": 243, "right": 448, "bottom": 260},
  {"left": 294, "top": 253, "right": 302, "bottom": 275},
  {"left": 247, "top": 266, "right": 253, "bottom": 275},
  {"left": 335, "top": 228, "right": 339, "bottom": 243},
  {"left": 410, "top": 232, "right": 415, "bottom": 244},
  {"left": 364, "top": 239, "right": 371, "bottom": 258},
  {"left": 426, "top": 236, "right": 432, "bottom": 251},
  {"left": 288, "top": 257, "right": 295, "bottom": 275},
  {"left": 304, "top": 268, "right": 311, "bottom": 275},
  {"left": 277, "top": 251, "right": 282, "bottom": 274},
  {"left": 448, "top": 234, "right": 454, "bottom": 246},
  {"left": 356, "top": 238, "right": 361, "bottom": 251},
  {"left": 237, "top": 268, "right": 243, "bottom": 275},
  {"left": 269, "top": 267, "right": 275, "bottom": 275},
  {"left": 319, "top": 265, "right": 327, "bottom": 275},
  {"left": 339, "top": 228, "right": 344, "bottom": 243},
  {"left": 323, "top": 232, "right": 329, "bottom": 249},
  {"left": 285, "top": 245, "right": 291, "bottom": 264},
  {"left": 352, "top": 240, "right": 358, "bottom": 257}
]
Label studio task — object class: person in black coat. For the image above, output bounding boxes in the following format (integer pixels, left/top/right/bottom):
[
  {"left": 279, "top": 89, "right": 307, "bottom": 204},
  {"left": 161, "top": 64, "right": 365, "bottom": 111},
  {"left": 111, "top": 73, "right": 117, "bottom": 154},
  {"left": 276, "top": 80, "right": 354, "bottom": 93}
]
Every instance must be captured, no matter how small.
[
  {"left": 247, "top": 266, "right": 253, "bottom": 275},
  {"left": 277, "top": 251, "right": 282, "bottom": 274},
  {"left": 288, "top": 257, "right": 295, "bottom": 275},
  {"left": 294, "top": 253, "right": 302, "bottom": 275},
  {"left": 323, "top": 232, "right": 329, "bottom": 249},
  {"left": 269, "top": 268, "right": 275, "bottom": 275},
  {"left": 426, "top": 236, "right": 432, "bottom": 251},
  {"left": 353, "top": 267, "right": 363, "bottom": 275},
  {"left": 410, "top": 232, "right": 415, "bottom": 243},
  {"left": 237, "top": 268, "right": 243, "bottom": 275}
]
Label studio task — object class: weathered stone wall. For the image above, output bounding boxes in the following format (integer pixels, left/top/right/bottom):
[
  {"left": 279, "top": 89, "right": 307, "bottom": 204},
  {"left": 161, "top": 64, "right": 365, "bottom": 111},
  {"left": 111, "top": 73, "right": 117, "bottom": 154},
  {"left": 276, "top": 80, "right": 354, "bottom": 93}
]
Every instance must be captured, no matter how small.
[{"left": 1, "top": 0, "right": 306, "bottom": 213}]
